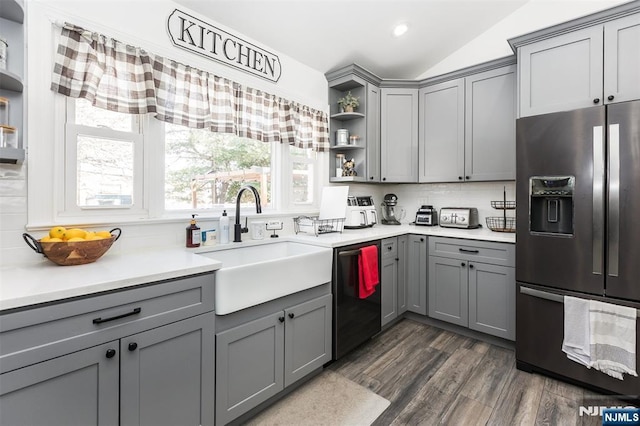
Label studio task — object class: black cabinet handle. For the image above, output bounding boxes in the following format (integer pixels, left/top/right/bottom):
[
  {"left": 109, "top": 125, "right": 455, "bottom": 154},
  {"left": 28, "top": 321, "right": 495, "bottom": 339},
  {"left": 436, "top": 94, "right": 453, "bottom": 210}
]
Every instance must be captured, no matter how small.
[
  {"left": 608, "top": 95, "right": 614, "bottom": 101},
  {"left": 387, "top": 246, "right": 392, "bottom": 250},
  {"left": 459, "top": 248, "right": 479, "bottom": 254},
  {"left": 93, "top": 307, "right": 142, "bottom": 324},
  {"left": 288, "top": 313, "right": 295, "bottom": 319},
  {"left": 279, "top": 316, "right": 285, "bottom": 323},
  {"left": 420, "top": 238, "right": 424, "bottom": 242},
  {"left": 370, "top": 176, "right": 374, "bottom": 180},
  {"left": 469, "top": 264, "right": 474, "bottom": 269},
  {"left": 461, "top": 262, "right": 466, "bottom": 267},
  {"left": 395, "top": 257, "right": 399, "bottom": 261},
  {"left": 106, "top": 349, "right": 116, "bottom": 359},
  {"left": 593, "top": 98, "right": 600, "bottom": 104},
  {"left": 465, "top": 176, "right": 470, "bottom": 180},
  {"left": 128, "top": 342, "right": 138, "bottom": 351},
  {"left": 382, "top": 177, "right": 387, "bottom": 181},
  {"left": 458, "top": 176, "right": 463, "bottom": 180}
]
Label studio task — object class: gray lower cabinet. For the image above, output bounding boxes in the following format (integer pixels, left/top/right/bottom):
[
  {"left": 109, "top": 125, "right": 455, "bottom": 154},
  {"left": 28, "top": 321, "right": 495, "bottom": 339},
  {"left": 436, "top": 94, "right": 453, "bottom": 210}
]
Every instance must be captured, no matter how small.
[
  {"left": 428, "top": 237, "right": 515, "bottom": 340},
  {"left": 216, "top": 294, "right": 331, "bottom": 425},
  {"left": 381, "top": 237, "right": 398, "bottom": 327},
  {"left": 0, "top": 341, "right": 120, "bottom": 426},
  {"left": 406, "top": 235, "right": 428, "bottom": 315},
  {"left": 0, "top": 274, "right": 216, "bottom": 426},
  {"left": 397, "top": 235, "right": 408, "bottom": 315}
]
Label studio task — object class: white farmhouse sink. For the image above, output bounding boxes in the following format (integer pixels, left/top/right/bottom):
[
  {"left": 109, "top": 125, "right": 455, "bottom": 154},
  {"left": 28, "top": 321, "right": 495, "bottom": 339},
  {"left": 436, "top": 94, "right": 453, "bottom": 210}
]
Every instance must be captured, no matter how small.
[{"left": 198, "top": 242, "right": 332, "bottom": 315}]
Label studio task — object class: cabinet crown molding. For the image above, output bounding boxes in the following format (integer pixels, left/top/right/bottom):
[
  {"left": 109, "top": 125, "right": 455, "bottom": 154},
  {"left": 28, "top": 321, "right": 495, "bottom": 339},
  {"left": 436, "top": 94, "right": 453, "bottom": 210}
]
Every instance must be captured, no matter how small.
[{"left": 508, "top": 0, "right": 640, "bottom": 51}]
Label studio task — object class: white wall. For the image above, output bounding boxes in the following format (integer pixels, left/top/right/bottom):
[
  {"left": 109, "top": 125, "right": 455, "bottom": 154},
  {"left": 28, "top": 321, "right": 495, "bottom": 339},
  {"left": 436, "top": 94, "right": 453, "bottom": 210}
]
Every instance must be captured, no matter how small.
[
  {"left": 419, "top": 0, "right": 629, "bottom": 79},
  {"left": 0, "top": 0, "right": 330, "bottom": 267}
]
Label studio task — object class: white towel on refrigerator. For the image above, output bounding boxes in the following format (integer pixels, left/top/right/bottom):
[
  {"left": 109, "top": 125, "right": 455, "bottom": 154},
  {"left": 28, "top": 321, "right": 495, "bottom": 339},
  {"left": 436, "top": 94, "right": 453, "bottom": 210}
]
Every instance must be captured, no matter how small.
[
  {"left": 589, "top": 300, "right": 638, "bottom": 380},
  {"left": 562, "top": 295, "right": 592, "bottom": 368}
]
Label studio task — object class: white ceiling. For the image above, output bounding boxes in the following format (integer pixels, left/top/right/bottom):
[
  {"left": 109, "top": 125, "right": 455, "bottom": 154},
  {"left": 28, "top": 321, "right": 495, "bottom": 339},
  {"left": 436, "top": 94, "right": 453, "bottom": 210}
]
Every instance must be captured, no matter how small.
[{"left": 173, "top": 0, "right": 531, "bottom": 79}]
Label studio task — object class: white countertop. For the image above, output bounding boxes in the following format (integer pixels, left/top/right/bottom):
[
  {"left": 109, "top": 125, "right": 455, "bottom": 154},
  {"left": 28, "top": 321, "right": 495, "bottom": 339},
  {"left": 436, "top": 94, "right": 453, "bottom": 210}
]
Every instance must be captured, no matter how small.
[
  {"left": 1, "top": 225, "right": 512, "bottom": 312},
  {"left": 0, "top": 248, "right": 222, "bottom": 312}
]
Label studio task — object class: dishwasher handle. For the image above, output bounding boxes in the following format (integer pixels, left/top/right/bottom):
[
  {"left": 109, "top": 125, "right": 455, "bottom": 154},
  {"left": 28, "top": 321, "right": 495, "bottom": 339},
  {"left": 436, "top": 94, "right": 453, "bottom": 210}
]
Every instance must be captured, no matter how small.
[{"left": 338, "top": 249, "right": 361, "bottom": 257}]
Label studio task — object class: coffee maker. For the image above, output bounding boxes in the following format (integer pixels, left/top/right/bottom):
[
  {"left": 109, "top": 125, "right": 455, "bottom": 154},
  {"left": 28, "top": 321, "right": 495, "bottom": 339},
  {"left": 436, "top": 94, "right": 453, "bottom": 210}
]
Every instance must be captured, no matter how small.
[{"left": 381, "top": 193, "right": 401, "bottom": 225}]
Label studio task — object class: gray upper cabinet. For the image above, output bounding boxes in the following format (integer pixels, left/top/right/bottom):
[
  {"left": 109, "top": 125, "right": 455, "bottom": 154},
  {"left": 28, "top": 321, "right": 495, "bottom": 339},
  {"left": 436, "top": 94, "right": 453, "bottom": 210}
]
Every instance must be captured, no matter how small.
[
  {"left": 604, "top": 13, "right": 640, "bottom": 105},
  {"left": 406, "top": 235, "right": 427, "bottom": 315},
  {"left": 419, "top": 79, "right": 465, "bottom": 183},
  {"left": 514, "top": 9, "right": 640, "bottom": 117},
  {"left": 380, "top": 88, "right": 419, "bottom": 182},
  {"left": 464, "top": 65, "right": 516, "bottom": 181},
  {"left": 419, "top": 62, "right": 516, "bottom": 183},
  {"left": 366, "top": 84, "right": 381, "bottom": 182}
]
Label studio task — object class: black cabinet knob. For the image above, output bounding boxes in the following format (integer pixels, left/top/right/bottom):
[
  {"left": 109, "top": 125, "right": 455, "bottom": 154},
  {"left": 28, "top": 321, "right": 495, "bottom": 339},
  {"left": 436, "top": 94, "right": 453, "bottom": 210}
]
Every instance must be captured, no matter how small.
[
  {"left": 370, "top": 176, "right": 374, "bottom": 180},
  {"left": 461, "top": 262, "right": 466, "bottom": 267},
  {"left": 593, "top": 98, "right": 600, "bottom": 104},
  {"left": 608, "top": 95, "right": 614, "bottom": 101},
  {"left": 128, "top": 342, "right": 138, "bottom": 351},
  {"left": 106, "top": 349, "right": 116, "bottom": 359},
  {"left": 382, "top": 177, "right": 387, "bottom": 181},
  {"left": 458, "top": 176, "right": 463, "bottom": 180},
  {"left": 387, "top": 246, "right": 392, "bottom": 250},
  {"left": 395, "top": 257, "right": 399, "bottom": 261},
  {"left": 279, "top": 316, "right": 285, "bottom": 323},
  {"left": 469, "top": 264, "right": 474, "bottom": 269},
  {"left": 465, "top": 176, "right": 470, "bottom": 180},
  {"left": 420, "top": 238, "right": 424, "bottom": 242},
  {"left": 288, "top": 313, "right": 295, "bottom": 319}
]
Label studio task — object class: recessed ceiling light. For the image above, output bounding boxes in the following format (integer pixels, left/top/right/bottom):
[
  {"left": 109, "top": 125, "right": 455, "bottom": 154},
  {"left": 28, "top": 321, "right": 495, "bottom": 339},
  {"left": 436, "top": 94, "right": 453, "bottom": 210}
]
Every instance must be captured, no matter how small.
[{"left": 393, "top": 23, "right": 408, "bottom": 37}]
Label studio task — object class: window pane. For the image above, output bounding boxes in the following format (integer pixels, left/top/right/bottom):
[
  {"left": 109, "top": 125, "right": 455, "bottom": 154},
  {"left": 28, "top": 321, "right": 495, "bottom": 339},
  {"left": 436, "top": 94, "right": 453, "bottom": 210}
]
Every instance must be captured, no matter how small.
[
  {"left": 77, "top": 136, "right": 134, "bottom": 207},
  {"left": 292, "top": 161, "right": 313, "bottom": 204},
  {"left": 75, "top": 99, "right": 135, "bottom": 132},
  {"left": 165, "top": 125, "right": 271, "bottom": 210}
]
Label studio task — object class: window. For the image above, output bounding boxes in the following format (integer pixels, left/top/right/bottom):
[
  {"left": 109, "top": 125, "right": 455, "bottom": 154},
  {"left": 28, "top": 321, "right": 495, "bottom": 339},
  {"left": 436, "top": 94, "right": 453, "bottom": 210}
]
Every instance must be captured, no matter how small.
[{"left": 55, "top": 98, "right": 323, "bottom": 222}]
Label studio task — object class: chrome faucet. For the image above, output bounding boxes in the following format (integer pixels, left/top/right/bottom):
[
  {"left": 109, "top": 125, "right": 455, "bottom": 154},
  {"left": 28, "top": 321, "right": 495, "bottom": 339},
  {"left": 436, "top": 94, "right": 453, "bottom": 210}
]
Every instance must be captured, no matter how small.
[{"left": 233, "top": 185, "right": 262, "bottom": 242}]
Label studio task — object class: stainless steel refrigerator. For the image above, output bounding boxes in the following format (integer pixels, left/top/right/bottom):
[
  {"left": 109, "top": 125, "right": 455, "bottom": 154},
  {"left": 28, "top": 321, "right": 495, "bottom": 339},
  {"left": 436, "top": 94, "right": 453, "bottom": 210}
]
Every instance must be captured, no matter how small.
[{"left": 515, "top": 100, "right": 640, "bottom": 397}]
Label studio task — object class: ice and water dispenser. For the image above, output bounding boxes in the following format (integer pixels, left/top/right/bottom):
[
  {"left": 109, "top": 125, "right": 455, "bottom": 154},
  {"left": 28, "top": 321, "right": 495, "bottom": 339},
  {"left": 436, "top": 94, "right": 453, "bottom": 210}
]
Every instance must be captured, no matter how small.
[{"left": 529, "top": 176, "right": 575, "bottom": 235}]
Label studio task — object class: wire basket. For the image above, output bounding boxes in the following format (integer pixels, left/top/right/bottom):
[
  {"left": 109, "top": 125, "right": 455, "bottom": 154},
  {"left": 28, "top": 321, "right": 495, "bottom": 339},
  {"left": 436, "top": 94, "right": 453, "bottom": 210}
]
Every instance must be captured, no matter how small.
[
  {"left": 486, "top": 217, "right": 516, "bottom": 233},
  {"left": 490, "top": 200, "right": 516, "bottom": 209},
  {"left": 293, "top": 216, "right": 345, "bottom": 236}
]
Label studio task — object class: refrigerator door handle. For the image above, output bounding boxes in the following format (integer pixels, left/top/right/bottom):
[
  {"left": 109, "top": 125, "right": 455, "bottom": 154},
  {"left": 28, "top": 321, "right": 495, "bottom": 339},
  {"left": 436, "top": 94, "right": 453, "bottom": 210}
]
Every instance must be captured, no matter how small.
[
  {"left": 608, "top": 124, "right": 620, "bottom": 277},
  {"left": 592, "top": 125, "right": 605, "bottom": 276}
]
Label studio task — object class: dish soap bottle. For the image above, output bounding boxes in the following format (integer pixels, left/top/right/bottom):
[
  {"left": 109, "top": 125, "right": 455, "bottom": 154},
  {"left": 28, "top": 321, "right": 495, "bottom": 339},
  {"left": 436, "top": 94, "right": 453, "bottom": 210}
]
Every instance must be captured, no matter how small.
[
  {"left": 186, "top": 214, "right": 201, "bottom": 248},
  {"left": 219, "top": 210, "right": 230, "bottom": 244}
]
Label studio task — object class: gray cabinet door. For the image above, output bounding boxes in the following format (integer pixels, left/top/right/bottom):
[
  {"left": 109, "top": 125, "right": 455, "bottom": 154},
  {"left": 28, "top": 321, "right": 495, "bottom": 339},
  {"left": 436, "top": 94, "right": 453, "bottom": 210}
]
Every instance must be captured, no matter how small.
[
  {"left": 381, "top": 254, "right": 398, "bottom": 327},
  {"left": 120, "top": 312, "right": 215, "bottom": 426},
  {"left": 468, "top": 263, "right": 515, "bottom": 341},
  {"left": 0, "top": 341, "right": 119, "bottom": 426},
  {"left": 216, "top": 311, "right": 284, "bottom": 426},
  {"left": 284, "top": 294, "right": 332, "bottom": 387},
  {"left": 419, "top": 79, "right": 465, "bottom": 183},
  {"left": 428, "top": 256, "right": 468, "bottom": 327},
  {"left": 380, "top": 88, "right": 419, "bottom": 182},
  {"left": 366, "top": 83, "right": 381, "bottom": 182},
  {"left": 604, "top": 14, "right": 640, "bottom": 105},
  {"left": 397, "top": 235, "right": 408, "bottom": 315},
  {"left": 407, "top": 235, "right": 428, "bottom": 315},
  {"left": 464, "top": 65, "right": 516, "bottom": 181},
  {"left": 519, "top": 25, "right": 603, "bottom": 117}
]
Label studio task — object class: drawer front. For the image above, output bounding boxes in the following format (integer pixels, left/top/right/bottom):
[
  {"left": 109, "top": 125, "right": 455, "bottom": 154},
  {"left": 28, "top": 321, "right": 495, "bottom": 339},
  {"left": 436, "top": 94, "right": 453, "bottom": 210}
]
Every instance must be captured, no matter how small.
[
  {"left": 429, "top": 237, "right": 514, "bottom": 266},
  {"left": 381, "top": 238, "right": 398, "bottom": 259},
  {"left": 0, "top": 273, "right": 214, "bottom": 373}
]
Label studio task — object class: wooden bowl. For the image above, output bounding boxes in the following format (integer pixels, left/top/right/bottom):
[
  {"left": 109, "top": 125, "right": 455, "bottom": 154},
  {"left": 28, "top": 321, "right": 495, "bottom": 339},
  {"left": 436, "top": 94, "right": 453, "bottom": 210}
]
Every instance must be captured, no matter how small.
[{"left": 23, "top": 228, "right": 122, "bottom": 266}]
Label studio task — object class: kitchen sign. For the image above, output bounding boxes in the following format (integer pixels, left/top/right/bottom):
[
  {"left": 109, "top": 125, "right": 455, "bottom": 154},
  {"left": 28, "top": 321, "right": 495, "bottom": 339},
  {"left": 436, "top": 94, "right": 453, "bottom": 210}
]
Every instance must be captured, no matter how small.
[{"left": 167, "top": 9, "right": 282, "bottom": 82}]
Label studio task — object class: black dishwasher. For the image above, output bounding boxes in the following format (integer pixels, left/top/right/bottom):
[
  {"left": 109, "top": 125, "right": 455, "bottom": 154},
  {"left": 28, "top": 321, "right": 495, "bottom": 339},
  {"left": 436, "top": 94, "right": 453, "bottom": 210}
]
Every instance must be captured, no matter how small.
[{"left": 332, "top": 240, "right": 382, "bottom": 360}]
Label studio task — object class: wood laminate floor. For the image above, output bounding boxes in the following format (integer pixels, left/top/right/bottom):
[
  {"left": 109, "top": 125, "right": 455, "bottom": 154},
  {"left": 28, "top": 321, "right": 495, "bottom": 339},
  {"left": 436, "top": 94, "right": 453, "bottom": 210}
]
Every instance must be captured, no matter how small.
[{"left": 328, "top": 319, "right": 629, "bottom": 426}]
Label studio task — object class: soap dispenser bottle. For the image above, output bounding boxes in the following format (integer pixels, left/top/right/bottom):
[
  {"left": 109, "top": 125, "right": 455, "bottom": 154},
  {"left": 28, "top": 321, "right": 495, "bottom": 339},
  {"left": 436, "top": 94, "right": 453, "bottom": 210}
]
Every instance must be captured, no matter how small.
[
  {"left": 219, "top": 210, "right": 230, "bottom": 244},
  {"left": 186, "top": 214, "right": 201, "bottom": 248}
]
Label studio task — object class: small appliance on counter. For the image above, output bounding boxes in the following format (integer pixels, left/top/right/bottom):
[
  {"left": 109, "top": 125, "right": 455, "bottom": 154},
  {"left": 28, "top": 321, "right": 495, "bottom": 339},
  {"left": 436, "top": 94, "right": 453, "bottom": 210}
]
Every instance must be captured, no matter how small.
[
  {"left": 439, "top": 207, "right": 480, "bottom": 229},
  {"left": 344, "top": 195, "right": 377, "bottom": 229},
  {"left": 381, "top": 193, "right": 402, "bottom": 225},
  {"left": 414, "top": 205, "right": 437, "bottom": 226}
]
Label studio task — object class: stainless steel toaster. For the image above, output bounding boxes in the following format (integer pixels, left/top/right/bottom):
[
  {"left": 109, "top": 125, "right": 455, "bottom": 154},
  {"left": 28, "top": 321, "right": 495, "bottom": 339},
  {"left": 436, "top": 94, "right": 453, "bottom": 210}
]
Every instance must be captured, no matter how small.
[{"left": 439, "top": 207, "right": 481, "bottom": 229}]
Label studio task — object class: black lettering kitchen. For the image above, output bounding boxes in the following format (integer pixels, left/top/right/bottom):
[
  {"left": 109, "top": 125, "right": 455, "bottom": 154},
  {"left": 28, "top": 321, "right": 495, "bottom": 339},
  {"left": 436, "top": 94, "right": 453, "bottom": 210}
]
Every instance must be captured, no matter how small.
[{"left": 167, "top": 9, "right": 282, "bottom": 82}]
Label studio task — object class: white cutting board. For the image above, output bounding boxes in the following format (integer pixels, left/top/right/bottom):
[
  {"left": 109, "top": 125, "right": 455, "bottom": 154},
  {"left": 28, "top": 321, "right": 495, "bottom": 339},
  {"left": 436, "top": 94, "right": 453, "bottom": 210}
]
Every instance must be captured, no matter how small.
[{"left": 319, "top": 186, "right": 349, "bottom": 219}]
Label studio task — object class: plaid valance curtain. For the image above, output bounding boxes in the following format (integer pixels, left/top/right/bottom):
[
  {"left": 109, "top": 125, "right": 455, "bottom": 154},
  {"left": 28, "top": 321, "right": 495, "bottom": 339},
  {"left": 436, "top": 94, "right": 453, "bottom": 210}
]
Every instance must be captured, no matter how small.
[{"left": 50, "top": 24, "right": 329, "bottom": 152}]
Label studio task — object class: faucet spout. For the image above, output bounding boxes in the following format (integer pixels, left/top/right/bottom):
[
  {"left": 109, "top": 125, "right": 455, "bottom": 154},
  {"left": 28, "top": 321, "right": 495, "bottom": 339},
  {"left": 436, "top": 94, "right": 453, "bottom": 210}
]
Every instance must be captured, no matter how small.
[{"left": 233, "top": 185, "right": 262, "bottom": 242}]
